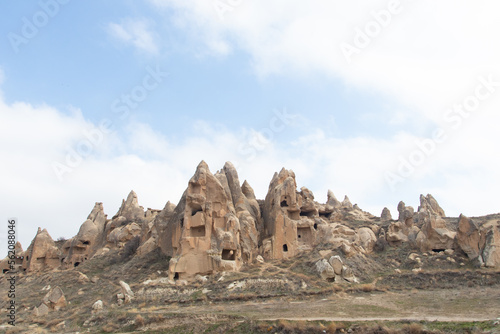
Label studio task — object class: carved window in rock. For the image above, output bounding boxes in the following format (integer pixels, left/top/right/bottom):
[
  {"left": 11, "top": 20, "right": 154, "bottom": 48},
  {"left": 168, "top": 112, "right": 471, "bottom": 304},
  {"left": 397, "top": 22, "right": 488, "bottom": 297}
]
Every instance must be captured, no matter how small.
[
  {"left": 221, "top": 249, "right": 236, "bottom": 261},
  {"left": 190, "top": 225, "right": 206, "bottom": 237},
  {"left": 297, "top": 227, "right": 313, "bottom": 244}
]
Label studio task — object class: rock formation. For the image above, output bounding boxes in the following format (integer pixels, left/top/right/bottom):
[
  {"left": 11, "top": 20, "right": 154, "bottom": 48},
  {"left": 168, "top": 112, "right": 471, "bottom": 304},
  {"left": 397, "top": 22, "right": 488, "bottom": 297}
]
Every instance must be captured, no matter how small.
[
  {"left": 62, "top": 202, "right": 107, "bottom": 268},
  {"left": 457, "top": 214, "right": 480, "bottom": 260},
  {"left": 262, "top": 168, "right": 310, "bottom": 259},
  {"left": 155, "top": 161, "right": 260, "bottom": 281},
  {"left": 4, "top": 161, "right": 500, "bottom": 282},
  {"left": 23, "top": 228, "right": 61, "bottom": 272},
  {"left": 33, "top": 286, "right": 67, "bottom": 315},
  {"left": 418, "top": 194, "right": 445, "bottom": 217},
  {"left": 381, "top": 207, "right": 392, "bottom": 222},
  {"left": 479, "top": 220, "right": 500, "bottom": 267}
]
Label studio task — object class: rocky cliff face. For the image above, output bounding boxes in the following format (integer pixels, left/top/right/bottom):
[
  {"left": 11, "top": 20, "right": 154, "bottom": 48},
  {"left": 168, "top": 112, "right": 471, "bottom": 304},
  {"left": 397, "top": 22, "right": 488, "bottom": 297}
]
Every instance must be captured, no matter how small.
[{"left": 3, "top": 160, "right": 499, "bottom": 277}]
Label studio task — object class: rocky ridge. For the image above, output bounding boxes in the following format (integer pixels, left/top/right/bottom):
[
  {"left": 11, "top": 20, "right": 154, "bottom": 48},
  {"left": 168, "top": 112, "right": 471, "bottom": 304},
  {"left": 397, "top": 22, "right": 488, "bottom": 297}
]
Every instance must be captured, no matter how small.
[{"left": 2, "top": 161, "right": 499, "bottom": 280}]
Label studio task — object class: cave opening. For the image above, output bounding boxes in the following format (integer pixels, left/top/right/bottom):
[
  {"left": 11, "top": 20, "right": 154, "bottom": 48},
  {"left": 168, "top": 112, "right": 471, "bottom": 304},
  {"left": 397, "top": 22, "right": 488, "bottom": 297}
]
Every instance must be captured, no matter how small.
[{"left": 222, "top": 249, "right": 236, "bottom": 261}]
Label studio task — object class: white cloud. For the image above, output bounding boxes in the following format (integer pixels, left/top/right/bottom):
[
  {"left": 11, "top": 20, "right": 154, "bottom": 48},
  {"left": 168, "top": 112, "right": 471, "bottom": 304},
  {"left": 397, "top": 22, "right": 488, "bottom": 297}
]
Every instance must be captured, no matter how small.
[
  {"left": 107, "top": 18, "right": 159, "bottom": 55},
  {"left": 148, "top": 1, "right": 500, "bottom": 124}
]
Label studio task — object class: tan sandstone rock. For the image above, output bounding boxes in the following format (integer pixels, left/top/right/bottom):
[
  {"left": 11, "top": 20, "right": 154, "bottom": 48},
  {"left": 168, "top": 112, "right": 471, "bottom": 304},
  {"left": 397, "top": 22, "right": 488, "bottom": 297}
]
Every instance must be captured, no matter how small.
[{"left": 457, "top": 214, "right": 480, "bottom": 260}]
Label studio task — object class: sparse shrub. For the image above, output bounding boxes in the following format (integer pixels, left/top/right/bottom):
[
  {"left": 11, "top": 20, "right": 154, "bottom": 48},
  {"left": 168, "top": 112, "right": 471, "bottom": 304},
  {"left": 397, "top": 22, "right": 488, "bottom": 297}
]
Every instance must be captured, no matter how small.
[
  {"left": 326, "top": 321, "right": 337, "bottom": 333},
  {"left": 135, "top": 314, "right": 145, "bottom": 327},
  {"left": 403, "top": 323, "right": 424, "bottom": 334},
  {"left": 121, "top": 236, "right": 141, "bottom": 261},
  {"left": 56, "top": 236, "right": 67, "bottom": 242}
]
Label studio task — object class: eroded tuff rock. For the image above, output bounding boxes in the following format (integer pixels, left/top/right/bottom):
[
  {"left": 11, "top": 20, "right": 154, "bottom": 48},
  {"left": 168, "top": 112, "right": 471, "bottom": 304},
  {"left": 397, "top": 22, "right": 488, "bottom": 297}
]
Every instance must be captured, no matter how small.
[
  {"left": 113, "top": 190, "right": 146, "bottom": 223},
  {"left": 24, "top": 228, "right": 61, "bottom": 272},
  {"left": 381, "top": 207, "right": 392, "bottom": 222},
  {"left": 387, "top": 202, "right": 418, "bottom": 246},
  {"left": 62, "top": 202, "right": 107, "bottom": 268},
  {"left": 418, "top": 194, "right": 445, "bottom": 217},
  {"left": 479, "top": 220, "right": 500, "bottom": 267},
  {"left": 33, "top": 286, "right": 67, "bottom": 315},
  {"left": 7, "top": 162, "right": 500, "bottom": 281},
  {"left": 0, "top": 241, "right": 24, "bottom": 273},
  {"left": 416, "top": 213, "right": 456, "bottom": 252},
  {"left": 315, "top": 255, "right": 358, "bottom": 283},
  {"left": 155, "top": 161, "right": 261, "bottom": 280},
  {"left": 457, "top": 214, "right": 480, "bottom": 260}
]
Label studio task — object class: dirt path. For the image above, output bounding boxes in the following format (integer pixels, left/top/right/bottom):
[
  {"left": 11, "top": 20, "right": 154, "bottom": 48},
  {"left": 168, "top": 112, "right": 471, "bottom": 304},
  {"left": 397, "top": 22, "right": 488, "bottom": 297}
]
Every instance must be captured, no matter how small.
[{"left": 160, "top": 287, "right": 500, "bottom": 322}]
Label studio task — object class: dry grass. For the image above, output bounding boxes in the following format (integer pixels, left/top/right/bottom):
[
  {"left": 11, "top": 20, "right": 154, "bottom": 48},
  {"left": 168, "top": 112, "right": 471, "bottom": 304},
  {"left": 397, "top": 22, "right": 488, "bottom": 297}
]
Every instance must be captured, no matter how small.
[
  {"left": 326, "top": 321, "right": 337, "bottom": 333},
  {"left": 402, "top": 323, "right": 425, "bottom": 334},
  {"left": 135, "top": 314, "right": 145, "bottom": 327}
]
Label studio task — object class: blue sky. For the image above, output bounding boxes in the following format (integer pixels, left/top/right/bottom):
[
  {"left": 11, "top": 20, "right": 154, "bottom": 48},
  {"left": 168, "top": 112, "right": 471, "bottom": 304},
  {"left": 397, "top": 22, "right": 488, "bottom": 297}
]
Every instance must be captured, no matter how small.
[{"left": 1, "top": 0, "right": 499, "bottom": 248}]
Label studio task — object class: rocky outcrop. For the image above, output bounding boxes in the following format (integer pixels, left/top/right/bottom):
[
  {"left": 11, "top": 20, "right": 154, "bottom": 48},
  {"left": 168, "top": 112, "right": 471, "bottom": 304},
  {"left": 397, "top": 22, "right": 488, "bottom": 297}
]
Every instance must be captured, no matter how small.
[
  {"left": 262, "top": 168, "right": 307, "bottom": 259},
  {"left": 34, "top": 286, "right": 67, "bottom": 315},
  {"left": 457, "top": 214, "right": 480, "bottom": 260},
  {"left": 381, "top": 207, "right": 392, "bottom": 222},
  {"left": 356, "top": 227, "right": 377, "bottom": 253},
  {"left": 62, "top": 202, "right": 107, "bottom": 268},
  {"left": 0, "top": 241, "right": 24, "bottom": 273},
  {"left": 113, "top": 190, "right": 145, "bottom": 223},
  {"left": 315, "top": 255, "right": 358, "bottom": 283},
  {"left": 117, "top": 280, "right": 134, "bottom": 305},
  {"left": 157, "top": 161, "right": 260, "bottom": 281},
  {"left": 479, "top": 220, "right": 500, "bottom": 267},
  {"left": 418, "top": 194, "right": 445, "bottom": 217},
  {"left": 24, "top": 228, "right": 61, "bottom": 272},
  {"left": 416, "top": 212, "right": 456, "bottom": 252}
]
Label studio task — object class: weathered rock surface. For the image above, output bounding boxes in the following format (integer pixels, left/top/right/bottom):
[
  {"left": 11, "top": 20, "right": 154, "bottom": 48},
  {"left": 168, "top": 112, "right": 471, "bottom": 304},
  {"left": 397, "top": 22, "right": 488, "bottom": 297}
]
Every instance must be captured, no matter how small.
[
  {"left": 418, "top": 194, "right": 445, "bottom": 217},
  {"left": 381, "top": 207, "right": 392, "bottom": 221},
  {"left": 157, "top": 161, "right": 260, "bottom": 280},
  {"left": 33, "top": 286, "right": 67, "bottom": 315},
  {"left": 457, "top": 214, "right": 480, "bottom": 259},
  {"left": 113, "top": 190, "right": 146, "bottom": 223},
  {"left": 479, "top": 220, "right": 500, "bottom": 267},
  {"left": 62, "top": 202, "right": 107, "bottom": 268},
  {"left": 416, "top": 213, "right": 456, "bottom": 252},
  {"left": 6, "top": 161, "right": 500, "bottom": 283},
  {"left": 24, "top": 228, "right": 61, "bottom": 272}
]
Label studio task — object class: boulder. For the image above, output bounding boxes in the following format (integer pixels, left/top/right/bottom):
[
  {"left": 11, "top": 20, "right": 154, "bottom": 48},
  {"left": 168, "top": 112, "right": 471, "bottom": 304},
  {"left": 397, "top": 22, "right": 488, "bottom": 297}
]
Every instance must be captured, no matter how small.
[
  {"left": 92, "top": 300, "right": 103, "bottom": 313},
  {"left": 43, "top": 286, "right": 67, "bottom": 310},
  {"left": 119, "top": 280, "right": 134, "bottom": 297},
  {"left": 328, "top": 255, "right": 343, "bottom": 275},
  {"left": 315, "top": 259, "right": 335, "bottom": 279},
  {"left": 357, "top": 227, "right": 377, "bottom": 253},
  {"left": 387, "top": 221, "right": 408, "bottom": 245},
  {"left": 33, "top": 303, "right": 49, "bottom": 316},
  {"left": 416, "top": 213, "right": 456, "bottom": 252}
]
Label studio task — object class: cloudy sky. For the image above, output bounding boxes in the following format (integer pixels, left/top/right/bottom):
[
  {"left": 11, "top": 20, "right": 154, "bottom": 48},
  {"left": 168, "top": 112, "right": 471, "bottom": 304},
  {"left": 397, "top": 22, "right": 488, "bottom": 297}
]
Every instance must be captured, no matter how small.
[{"left": 1, "top": 0, "right": 499, "bottom": 249}]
